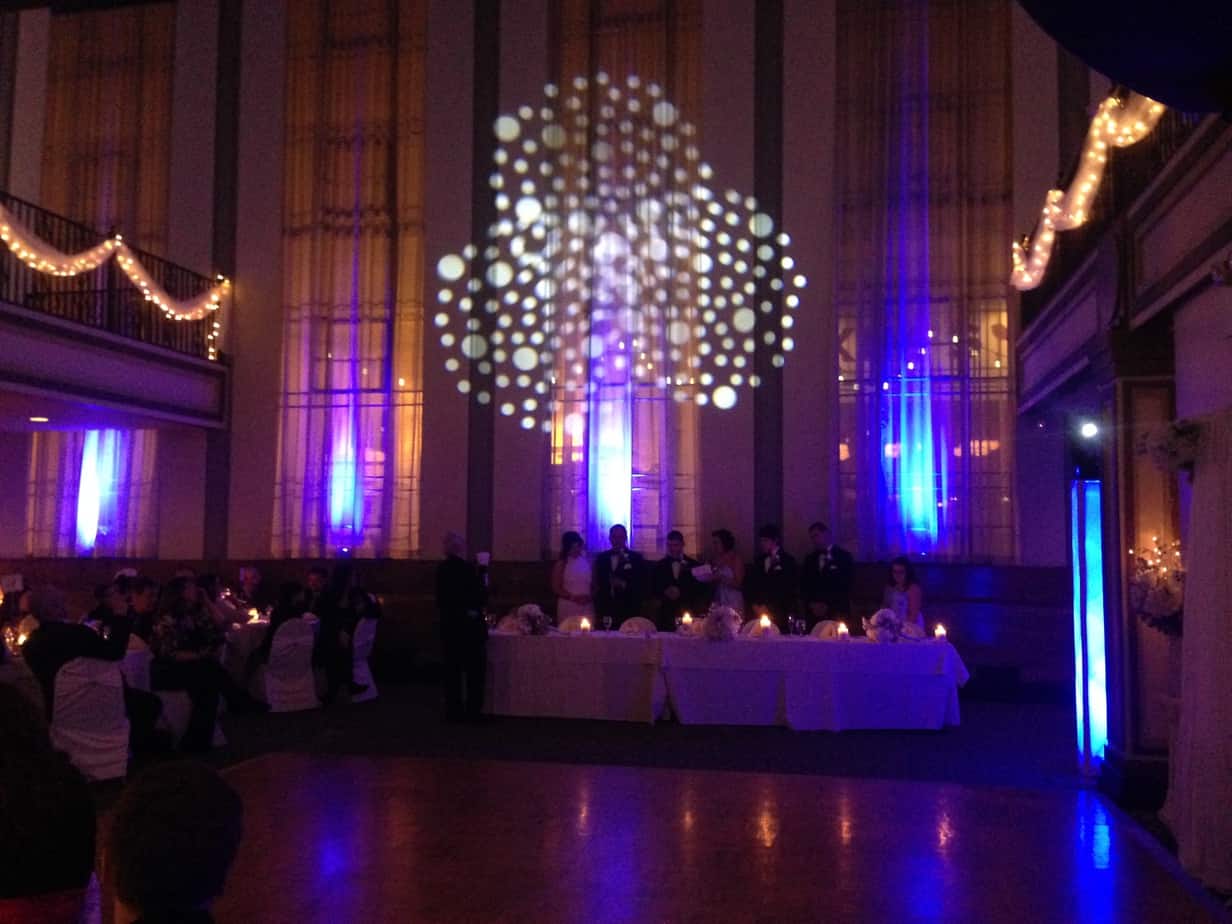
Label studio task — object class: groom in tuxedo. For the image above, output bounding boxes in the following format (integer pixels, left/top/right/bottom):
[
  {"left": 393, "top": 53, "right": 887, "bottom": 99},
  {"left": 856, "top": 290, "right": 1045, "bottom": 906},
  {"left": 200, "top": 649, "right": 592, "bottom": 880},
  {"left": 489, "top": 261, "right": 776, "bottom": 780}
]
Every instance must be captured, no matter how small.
[
  {"left": 650, "top": 530, "right": 701, "bottom": 632},
  {"left": 749, "top": 523, "right": 799, "bottom": 629},
  {"left": 800, "top": 521, "right": 855, "bottom": 630},
  {"left": 593, "top": 524, "right": 647, "bottom": 629}
]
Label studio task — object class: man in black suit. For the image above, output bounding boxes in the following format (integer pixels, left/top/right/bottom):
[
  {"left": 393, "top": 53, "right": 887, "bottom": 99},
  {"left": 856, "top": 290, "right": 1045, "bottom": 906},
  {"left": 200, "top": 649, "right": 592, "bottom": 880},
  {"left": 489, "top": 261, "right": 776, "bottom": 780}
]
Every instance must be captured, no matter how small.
[
  {"left": 593, "top": 524, "right": 647, "bottom": 629},
  {"left": 800, "top": 521, "right": 856, "bottom": 629},
  {"left": 748, "top": 524, "right": 799, "bottom": 629},
  {"left": 435, "top": 532, "right": 488, "bottom": 722},
  {"left": 650, "top": 530, "right": 701, "bottom": 632}
]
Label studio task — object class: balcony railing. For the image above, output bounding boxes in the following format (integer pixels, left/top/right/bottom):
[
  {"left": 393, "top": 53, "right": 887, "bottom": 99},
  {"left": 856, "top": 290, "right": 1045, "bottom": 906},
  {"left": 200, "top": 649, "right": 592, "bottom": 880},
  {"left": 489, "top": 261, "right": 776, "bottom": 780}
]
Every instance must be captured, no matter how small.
[
  {"left": 1019, "top": 106, "right": 1205, "bottom": 331},
  {"left": 0, "top": 192, "right": 221, "bottom": 361}
]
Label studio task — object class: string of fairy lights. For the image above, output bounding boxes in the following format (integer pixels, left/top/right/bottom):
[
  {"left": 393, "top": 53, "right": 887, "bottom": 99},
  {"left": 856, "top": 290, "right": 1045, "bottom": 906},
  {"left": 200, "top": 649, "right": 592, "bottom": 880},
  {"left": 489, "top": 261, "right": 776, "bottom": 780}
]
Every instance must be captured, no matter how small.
[
  {"left": 1011, "top": 91, "right": 1165, "bottom": 291},
  {"left": 0, "top": 202, "right": 229, "bottom": 360}
]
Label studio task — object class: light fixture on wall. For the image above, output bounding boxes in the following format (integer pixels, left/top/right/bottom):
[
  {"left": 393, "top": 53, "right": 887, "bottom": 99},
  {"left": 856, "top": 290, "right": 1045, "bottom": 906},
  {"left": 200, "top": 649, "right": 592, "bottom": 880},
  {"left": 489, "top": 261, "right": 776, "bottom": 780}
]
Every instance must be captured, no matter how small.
[
  {"left": 28, "top": 416, "right": 49, "bottom": 423},
  {"left": 1079, "top": 420, "right": 1099, "bottom": 439}
]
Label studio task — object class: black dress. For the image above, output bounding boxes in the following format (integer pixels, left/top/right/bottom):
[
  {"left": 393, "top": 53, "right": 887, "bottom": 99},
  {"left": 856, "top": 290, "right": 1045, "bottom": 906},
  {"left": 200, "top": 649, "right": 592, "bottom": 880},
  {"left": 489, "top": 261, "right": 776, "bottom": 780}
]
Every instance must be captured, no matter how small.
[{"left": 436, "top": 554, "right": 488, "bottom": 720}]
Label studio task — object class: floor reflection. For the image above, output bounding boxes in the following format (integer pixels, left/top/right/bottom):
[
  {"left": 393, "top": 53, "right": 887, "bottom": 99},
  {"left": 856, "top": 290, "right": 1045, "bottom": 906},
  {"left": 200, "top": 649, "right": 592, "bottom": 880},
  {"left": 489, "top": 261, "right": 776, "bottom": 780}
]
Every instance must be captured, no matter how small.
[{"left": 211, "top": 754, "right": 1220, "bottom": 923}]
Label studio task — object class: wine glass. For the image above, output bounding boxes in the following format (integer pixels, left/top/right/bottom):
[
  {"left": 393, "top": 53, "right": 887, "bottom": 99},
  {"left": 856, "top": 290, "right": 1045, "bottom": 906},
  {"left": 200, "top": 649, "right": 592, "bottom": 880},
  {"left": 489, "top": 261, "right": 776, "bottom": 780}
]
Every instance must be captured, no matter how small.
[{"left": 602, "top": 614, "right": 613, "bottom": 632}]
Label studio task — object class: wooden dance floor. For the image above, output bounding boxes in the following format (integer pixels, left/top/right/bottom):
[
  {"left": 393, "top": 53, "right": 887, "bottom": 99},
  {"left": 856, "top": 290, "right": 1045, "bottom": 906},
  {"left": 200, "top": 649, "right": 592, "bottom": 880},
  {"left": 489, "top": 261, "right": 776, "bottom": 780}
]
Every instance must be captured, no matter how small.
[{"left": 213, "top": 753, "right": 1220, "bottom": 923}]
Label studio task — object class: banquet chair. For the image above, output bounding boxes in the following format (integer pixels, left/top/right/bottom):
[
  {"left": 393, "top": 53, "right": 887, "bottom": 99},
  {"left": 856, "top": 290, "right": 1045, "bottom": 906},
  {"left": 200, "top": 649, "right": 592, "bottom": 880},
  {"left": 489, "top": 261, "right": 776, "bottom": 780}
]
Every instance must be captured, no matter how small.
[
  {"left": 263, "top": 618, "right": 319, "bottom": 712},
  {"left": 619, "top": 616, "right": 657, "bottom": 636},
  {"left": 350, "top": 617, "right": 379, "bottom": 703},
  {"left": 51, "top": 658, "right": 129, "bottom": 782}
]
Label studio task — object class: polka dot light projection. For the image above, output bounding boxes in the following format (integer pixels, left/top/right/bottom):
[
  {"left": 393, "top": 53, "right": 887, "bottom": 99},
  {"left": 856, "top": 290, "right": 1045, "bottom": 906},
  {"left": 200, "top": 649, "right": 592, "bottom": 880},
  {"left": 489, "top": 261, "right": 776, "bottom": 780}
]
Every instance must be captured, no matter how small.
[{"left": 435, "top": 72, "right": 807, "bottom": 431}]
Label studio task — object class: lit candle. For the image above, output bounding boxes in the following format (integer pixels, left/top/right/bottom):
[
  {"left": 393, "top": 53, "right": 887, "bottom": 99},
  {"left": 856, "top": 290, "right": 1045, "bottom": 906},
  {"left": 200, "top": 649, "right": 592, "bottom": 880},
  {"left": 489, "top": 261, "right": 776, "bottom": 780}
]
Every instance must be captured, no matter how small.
[
  {"left": 934, "top": 624, "right": 947, "bottom": 640},
  {"left": 836, "top": 622, "right": 850, "bottom": 639},
  {"left": 681, "top": 612, "right": 693, "bottom": 627},
  {"left": 580, "top": 617, "right": 592, "bottom": 633},
  {"left": 759, "top": 613, "right": 772, "bottom": 630}
]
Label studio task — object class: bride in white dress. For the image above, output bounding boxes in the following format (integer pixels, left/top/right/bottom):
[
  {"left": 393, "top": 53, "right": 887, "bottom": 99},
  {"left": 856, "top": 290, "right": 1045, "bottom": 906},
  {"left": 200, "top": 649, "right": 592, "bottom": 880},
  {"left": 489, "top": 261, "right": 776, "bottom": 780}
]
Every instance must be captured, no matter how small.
[{"left": 552, "top": 531, "right": 593, "bottom": 625}]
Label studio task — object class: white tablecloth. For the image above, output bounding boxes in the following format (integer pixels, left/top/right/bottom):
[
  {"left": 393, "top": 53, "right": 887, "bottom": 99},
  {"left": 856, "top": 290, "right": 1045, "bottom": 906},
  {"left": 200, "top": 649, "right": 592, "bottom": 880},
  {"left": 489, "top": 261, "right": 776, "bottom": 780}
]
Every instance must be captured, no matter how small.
[
  {"left": 660, "top": 636, "right": 969, "bottom": 731},
  {"left": 486, "top": 632, "right": 667, "bottom": 724},
  {"left": 486, "top": 632, "right": 968, "bottom": 731}
]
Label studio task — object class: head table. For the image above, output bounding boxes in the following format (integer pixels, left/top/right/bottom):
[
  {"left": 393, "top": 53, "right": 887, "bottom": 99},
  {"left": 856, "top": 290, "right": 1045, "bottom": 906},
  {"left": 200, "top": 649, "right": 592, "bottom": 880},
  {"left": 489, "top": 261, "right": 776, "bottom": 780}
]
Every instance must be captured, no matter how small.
[{"left": 486, "top": 631, "right": 969, "bottom": 731}]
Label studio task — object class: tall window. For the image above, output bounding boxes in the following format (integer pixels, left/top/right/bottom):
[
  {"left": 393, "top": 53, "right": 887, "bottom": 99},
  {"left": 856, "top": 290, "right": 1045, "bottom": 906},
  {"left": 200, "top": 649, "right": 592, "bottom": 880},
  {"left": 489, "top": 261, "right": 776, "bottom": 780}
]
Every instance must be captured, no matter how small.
[
  {"left": 26, "top": 4, "right": 173, "bottom": 558},
  {"left": 26, "top": 430, "right": 159, "bottom": 557},
  {"left": 547, "top": 0, "right": 703, "bottom": 556},
  {"left": 834, "top": 0, "right": 1014, "bottom": 561},
  {"left": 273, "top": 0, "right": 426, "bottom": 558}
]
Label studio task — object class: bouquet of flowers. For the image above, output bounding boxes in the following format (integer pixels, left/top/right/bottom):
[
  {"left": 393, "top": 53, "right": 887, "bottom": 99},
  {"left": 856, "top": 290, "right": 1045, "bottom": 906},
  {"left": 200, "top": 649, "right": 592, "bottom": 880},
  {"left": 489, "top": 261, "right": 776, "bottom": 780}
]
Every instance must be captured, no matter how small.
[
  {"left": 1137, "top": 419, "right": 1201, "bottom": 475},
  {"left": 862, "top": 608, "right": 903, "bottom": 643},
  {"left": 1127, "top": 538, "right": 1184, "bottom": 637},
  {"left": 702, "top": 604, "right": 741, "bottom": 642}
]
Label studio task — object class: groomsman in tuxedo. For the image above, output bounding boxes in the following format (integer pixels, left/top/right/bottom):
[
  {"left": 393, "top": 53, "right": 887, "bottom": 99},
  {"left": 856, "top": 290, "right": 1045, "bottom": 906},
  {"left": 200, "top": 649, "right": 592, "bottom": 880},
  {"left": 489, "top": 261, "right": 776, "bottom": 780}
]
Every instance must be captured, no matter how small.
[
  {"left": 593, "top": 524, "right": 647, "bottom": 629},
  {"left": 650, "top": 530, "right": 701, "bottom": 632},
  {"left": 435, "top": 532, "right": 488, "bottom": 722},
  {"left": 749, "top": 524, "right": 798, "bottom": 628},
  {"left": 800, "top": 521, "right": 855, "bottom": 629}
]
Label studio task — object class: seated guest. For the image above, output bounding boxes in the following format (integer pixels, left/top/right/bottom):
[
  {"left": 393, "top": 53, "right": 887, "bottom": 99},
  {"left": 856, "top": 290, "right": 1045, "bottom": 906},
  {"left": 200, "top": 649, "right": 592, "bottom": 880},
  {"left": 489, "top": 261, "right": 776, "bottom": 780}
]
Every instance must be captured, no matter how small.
[
  {"left": 150, "top": 580, "right": 267, "bottom": 751},
  {"left": 129, "top": 576, "right": 160, "bottom": 642},
  {"left": 593, "top": 524, "right": 647, "bottom": 629},
  {"left": 699, "top": 528, "right": 746, "bottom": 615},
  {"left": 86, "top": 576, "right": 130, "bottom": 631},
  {"left": 800, "top": 521, "right": 855, "bottom": 629},
  {"left": 105, "top": 761, "right": 243, "bottom": 924},
  {"left": 884, "top": 555, "right": 924, "bottom": 628},
  {"left": 436, "top": 532, "right": 488, "bottom": 722},
  {"left": 0, "top": 684, "right": 98, "bottom": 924},
  {"left": 304, "top": 565, "right": 329, "bottom": 614},
  {"left": 748, "top": 524, "right": 799, "bottom": 628},
  {"left": 235, "top": 565, "right": 272, "bottom": 611},
  {"left": 650, "top": 530, "right": 701, "bottom": 631},
  {"left": 22, "top": 584, "right": 129, "bottom": 712},
  {"left": 313, "top": 563, "right": 365, "bottom": 703},
  {"left": 253, "top": 581, "right": 308, "bottom": 669},
  {"left": 552, "top": 531, "right": 593, "bottom": 625}
]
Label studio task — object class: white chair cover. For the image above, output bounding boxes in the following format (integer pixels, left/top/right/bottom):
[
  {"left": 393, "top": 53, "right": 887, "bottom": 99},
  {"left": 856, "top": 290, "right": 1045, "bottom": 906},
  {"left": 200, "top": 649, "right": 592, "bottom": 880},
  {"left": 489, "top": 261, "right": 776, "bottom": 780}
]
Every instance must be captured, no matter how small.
[
  {"left": 620, "top": 616, "right": 657, "bottom": 636},
  {"left": 50, "top": 659, "right": 129, "bottom": 781},
  {"left": 264, "top": 618, "right": 319, "bottom": 712},
  {"left": 350, "top": 618, "right": 378, "bottom": 703},
  {"left": 120, "top": 637, "right": 152, "bottom": 692}
]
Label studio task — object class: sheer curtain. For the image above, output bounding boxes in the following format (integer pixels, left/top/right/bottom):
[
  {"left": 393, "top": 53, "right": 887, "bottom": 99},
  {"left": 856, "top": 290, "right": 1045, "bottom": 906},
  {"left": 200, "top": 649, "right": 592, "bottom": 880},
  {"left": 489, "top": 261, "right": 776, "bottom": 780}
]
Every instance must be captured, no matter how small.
[
  {"left": 26, "top": 430, "right": 159, "bottom": 557},
  {"left": 26, "top": 4, "right": 173, "bottom": 559},
  {"left": 273, "top": 0, "right": 426, "bottom": 558},
  {"left": 1161, "top": 410, "right": 1232, "bottom": 892},
  {"left": 547, "top": 0, "right": 703, "bottom": 557},
  {"left": 40, "top": 2, "right": 174, "bottom": 250},
  {"left": 833, "top": 0, "right": 1014, "bottom": 562}
]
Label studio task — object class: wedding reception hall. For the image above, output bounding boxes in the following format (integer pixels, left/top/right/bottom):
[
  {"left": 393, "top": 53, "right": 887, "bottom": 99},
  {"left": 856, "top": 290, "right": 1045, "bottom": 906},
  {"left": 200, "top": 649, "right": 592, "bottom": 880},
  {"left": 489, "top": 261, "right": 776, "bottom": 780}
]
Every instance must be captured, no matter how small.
[{"left": 1, "top": 0, "right": 1230, "bottom": 921}]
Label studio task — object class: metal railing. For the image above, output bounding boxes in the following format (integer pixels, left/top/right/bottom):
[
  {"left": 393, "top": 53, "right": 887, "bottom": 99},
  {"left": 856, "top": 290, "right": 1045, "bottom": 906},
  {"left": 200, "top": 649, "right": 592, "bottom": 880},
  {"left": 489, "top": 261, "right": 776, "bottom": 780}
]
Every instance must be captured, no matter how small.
[
  {"left": 0, "top": 192, "right": 221, "bottom": 361},
  {"left": 1019, "top": 106, "right": 1205, "bottom": 331}
]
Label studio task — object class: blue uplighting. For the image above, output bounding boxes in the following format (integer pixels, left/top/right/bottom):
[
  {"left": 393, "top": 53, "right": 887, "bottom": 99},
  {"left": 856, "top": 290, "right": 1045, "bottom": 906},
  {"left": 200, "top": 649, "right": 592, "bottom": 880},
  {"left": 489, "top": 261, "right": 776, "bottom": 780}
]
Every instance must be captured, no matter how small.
[
  {"left": 1071, "top": 479, "right": 1107, "bottom": 768},
  {"left": 328, "top": 403, "right": 364, "bottom": 550},
  {"left": 76, "top": 429, "right": 119, "bottom": 553}
]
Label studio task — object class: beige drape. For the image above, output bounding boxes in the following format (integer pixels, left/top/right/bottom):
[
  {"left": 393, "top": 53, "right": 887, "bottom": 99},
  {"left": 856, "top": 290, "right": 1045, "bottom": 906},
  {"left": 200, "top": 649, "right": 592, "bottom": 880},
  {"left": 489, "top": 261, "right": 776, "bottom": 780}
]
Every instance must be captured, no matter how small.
[
  {"left": 26, "top": 430, "right": 159, "bottom": 558},
  {"left": 833, "top": 0, "right": 1015, "bottom": 561},
  {"left": 40, "top": 2, "right": 174, "bottom": 251},
  {"left": 273, "top": 0, "right": 426, "bottom": 558},
  {"left": 27, "top": 4, "right": 171, "bottom": 558},
  {"left": 548, "top": 0, "right": 703, "bottom": 557}
]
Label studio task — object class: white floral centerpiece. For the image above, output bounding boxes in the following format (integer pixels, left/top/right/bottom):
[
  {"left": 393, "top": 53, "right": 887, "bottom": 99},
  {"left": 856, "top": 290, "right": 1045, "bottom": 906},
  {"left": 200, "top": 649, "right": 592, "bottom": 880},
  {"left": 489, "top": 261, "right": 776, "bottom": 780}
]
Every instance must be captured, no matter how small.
[
  {"left": 1137, "top": 419, "right": 1201, "bottom": 475},
  {"left": 702, "top": 604, "right": 741, "bottom": 641},
  {"left": 1127, "top": 537, "right": 1184, "bottom": 637},
  {"left": 862, "top": 608, "right": 903, "bottom": 643},
  {"left": 497, "top": 603, "right": 555, "bottom": 636}
]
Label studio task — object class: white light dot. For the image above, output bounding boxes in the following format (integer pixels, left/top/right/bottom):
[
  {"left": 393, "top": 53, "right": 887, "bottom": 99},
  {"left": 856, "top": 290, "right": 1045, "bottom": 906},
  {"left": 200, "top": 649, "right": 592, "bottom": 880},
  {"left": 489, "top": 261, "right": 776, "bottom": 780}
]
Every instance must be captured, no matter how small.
[
  {"left": 733, "top": 308, "right": 756, "bottom": 333},
  {"left": 437, "top": 254, "right": 465, "bottom": 281},
  {"left": 512, "top": 346, "right": 538, "bottom": 371},
  {"left": 712, "top": 385, "right": 737, "bottom": 410},
  {"left": 494, "top": 116, "right": 520, "bottom": 142}
]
